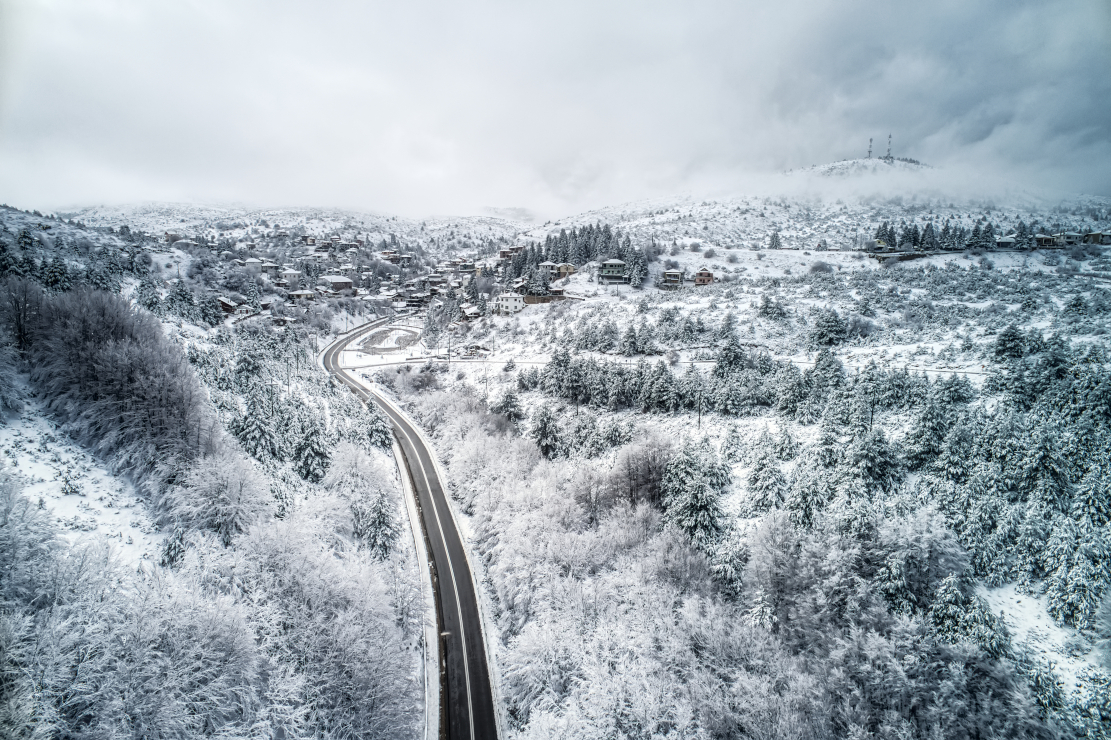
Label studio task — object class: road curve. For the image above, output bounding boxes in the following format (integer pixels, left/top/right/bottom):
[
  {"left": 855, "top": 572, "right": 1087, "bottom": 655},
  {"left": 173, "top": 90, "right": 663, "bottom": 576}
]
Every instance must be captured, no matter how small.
[{"left": 322, "top": 318, "right": 499, "bottom": 740}]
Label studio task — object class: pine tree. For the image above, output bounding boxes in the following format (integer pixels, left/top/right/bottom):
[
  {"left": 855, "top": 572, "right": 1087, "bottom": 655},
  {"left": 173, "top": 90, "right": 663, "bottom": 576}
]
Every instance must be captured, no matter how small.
[
  {"left": 233, "top": 393, "right": 284, "bottom": 462},
  {"left": 667, "top": 477, "right": 725, "bottom": 547},
  {"left": 1020, "top": 425, "right": 1075, "bottom": 513},
  {"left": 713, "top": 333, "right": 747, "bottom": 378},
  {"left": 720, "top": 425, "right": 744, "bottom": 463},
  {"left": 1072, "top": 455, "right": 1111, "bottom": 527},
  {"left": 235, "top": 352, "right": 262, "bottom": 390},
  {"left": 491, "top": 389, "right": 524, "bottom": 422},
  {"left": 352, "top": 490, "right": 400, "bottom": 560},
  {"left": 809, "top": 309, "right": 847, "bottom": 347},
  {"left": 785, "top": 456, "right": 831, "bottom": 528},
  {"left": 246, "top": 278, "right": 261, "bottom": 311},
  {"left": 994, "top": 324, "right": 1025, "bottom": 360},
  {"left": 134, "top": 275, "right": 164, "bottom": 314},
  {"left": 842, "top": 427, "right": 900, "bottom": 497},
  {"left": 620, "top": 324, "right": 638, "bottom": 356},
  {"left": 775, "top": 426, "right": 798, "bottom": 461},
  {"left": 928, "top": 575, "right": 1011, "bottom": 658},
  {"left": 199, "top": 295, "right": 225, "bottom": 327},
  {"left": 904, "top": 397, "right": 949, "bottom": 469},
  {"left": 1045, "top": 519, "right": 1111, "bottom": 629},
  {"left": 768, "top": 230, "right": 782, "bottom": 250},
  {"left": 530, "top": 405, "right": 562, "bottom": 459},
  {"left": 42, "top": 257, "right": 72, "bottom": 291},
  {"left": 293, "top": 418, "right": 331, "bottom": 482},
  {"left": 747, "top": 446, "right": 787, "bottom": 513}
]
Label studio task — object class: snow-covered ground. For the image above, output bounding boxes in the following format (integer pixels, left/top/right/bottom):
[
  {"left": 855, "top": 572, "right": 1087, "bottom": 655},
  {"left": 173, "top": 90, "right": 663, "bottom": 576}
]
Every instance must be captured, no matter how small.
[
  {"left": 981, "top": 584, "right": 1101, "bottom": 696},
  {"left": 0, "top": 397, "right": 162, "bottom": 567}
]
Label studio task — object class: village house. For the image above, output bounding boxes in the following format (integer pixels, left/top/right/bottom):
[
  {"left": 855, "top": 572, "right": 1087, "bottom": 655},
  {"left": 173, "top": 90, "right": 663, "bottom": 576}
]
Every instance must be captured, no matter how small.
[
  {"left": 598, "top": 259, "right": 628, "bottom": 284},
  {"left": 280, "top": 268, "right": 302, "bottom": 284},
  {"left": 662, "top": 270, "right": 683, "bottom": 288},
  {"left": 538, "top": 261, "right": 559, "bottom": 281},
  {"left": 494, "top": 292, "right": 525, "bottom": 315},
  {"left": 318, "top": 275, "right": 354, "bottom": 292},
  {"left": 405, "top": 291, "right": 432, "bottom": 308},
  {"left": 260, "top": 261, "right": 280, "bottom": 276},
  {"left": 557, "top": 263, "right": 576, "bottom": 279},
  {"left": 694, "top": 267, "right": 713, "bottom": 286},
  {"left": 995, "top": 235, "right": 1017, "bottom": 249},
  {"left": 217, "top": 296, "right": 238, "bottom": 314},
  {"left": 1035, "top": 234, "right": 1057, "bottom": 247},
  {"left": 460, "top": 303, "right": 482, "bottom": 320},
  {"left": 289, "top": 289, "right": 315, "bottom": 302}
]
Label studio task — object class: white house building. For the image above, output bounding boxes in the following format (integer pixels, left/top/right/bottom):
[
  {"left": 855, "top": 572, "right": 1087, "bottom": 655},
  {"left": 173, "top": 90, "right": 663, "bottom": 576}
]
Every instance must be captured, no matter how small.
[{"left": 494, "top": 293, "right": 525, "bottom": 315}]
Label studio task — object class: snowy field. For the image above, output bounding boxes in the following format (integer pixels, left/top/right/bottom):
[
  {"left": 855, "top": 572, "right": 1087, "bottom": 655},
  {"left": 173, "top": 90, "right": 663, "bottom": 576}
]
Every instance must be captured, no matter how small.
[{"left": 0, "top": 398, "right": 162, "bottom": 567}]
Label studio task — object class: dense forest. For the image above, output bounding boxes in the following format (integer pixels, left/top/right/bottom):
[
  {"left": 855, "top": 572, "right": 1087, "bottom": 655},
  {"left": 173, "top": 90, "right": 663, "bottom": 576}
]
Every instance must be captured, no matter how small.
[{"left": 0, "top": 207, "right": 419, "bottom": 737}]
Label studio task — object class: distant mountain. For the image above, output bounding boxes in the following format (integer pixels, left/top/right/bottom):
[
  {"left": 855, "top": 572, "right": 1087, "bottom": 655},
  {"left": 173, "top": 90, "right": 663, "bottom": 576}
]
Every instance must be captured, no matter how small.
[{"left": 787, "top": 157, "right": 930, "bottom": 178}]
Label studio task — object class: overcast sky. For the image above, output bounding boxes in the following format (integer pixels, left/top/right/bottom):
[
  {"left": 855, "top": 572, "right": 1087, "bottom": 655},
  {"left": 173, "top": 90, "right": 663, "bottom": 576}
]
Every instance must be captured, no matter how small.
[{"left": 1, "top": 0, "right": 1108, "bottom": 219}]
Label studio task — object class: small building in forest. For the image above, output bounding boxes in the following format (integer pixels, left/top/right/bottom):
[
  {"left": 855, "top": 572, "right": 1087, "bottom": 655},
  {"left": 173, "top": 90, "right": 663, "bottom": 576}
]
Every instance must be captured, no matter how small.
[
  {"left": 694, "top": 267, "right": 714, "bottom": 286},
  {"left": 661, "top": 270, "right": 683, "bottom": 288},
  {"left": 598, "top": 259, "right": 628, "bottom": 283}
]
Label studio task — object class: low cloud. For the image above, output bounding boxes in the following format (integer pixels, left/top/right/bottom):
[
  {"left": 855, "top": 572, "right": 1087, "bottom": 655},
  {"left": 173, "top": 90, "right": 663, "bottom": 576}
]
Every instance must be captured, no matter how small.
[{"left": 0, "top": 0, "right": 1107, "bottom": 218}]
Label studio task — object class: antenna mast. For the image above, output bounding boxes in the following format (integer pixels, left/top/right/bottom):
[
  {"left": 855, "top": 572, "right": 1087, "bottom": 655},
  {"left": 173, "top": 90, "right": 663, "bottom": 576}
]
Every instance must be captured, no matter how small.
[
  {"left": 867, "top": 138, "right": 872, "bottom": 158},
  {"left": 886, "top": 134, "right": 892, "bottom": 160}
]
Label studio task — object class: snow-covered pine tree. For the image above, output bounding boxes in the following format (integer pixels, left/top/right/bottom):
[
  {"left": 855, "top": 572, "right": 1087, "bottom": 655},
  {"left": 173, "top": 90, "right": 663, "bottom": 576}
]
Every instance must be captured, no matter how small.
[
  {"left": 1072, "top": 454, "right": 1111, "bottom": 527},
  {"left": 747, "top": 446, "right": 787, "bottom": 513},
  {"left": 1019, "top": 424, "right": 1075, "bottom": 513},
  {"left": 667, "top": 477, "right": 724, "bottom": 547},
  {"left": 808, "top": 309, "right": 847, "bottom": 347},
  {"left": 1045, "top": 518, "right": 1111, "bottom": 629},
  {"left": 352, "top": 489, "right": 400, "bottom": 560},
  {"left": 491, "top": 389, "right": 524, "bottom": 422},
  {"left": 785, "top": 456, "right": 832, "bottom": 528},
  {"left": 928, "top": 575, "right": 1011, "bottom": 658},
  {"left": 713, "top": 332, "right": 747, "bottom": 378},
  {"left": 232, "top": 392, "right": 284, "bottom": 462},
  {"left": 246, "top": 278, "right": 261, "bottom": 311},
  {"left": 293, "top": 417, "right": 331, "bottom": 483},
  {"left": 134, "top": 275, "right": 164, "bottom": 315},
  {"left": 720, "top": 425, "right": 744, "bottom": 463},
  {"left": 775, "top": 426, "right": 798, "bottom": 461},
  {"left": 842, "top": 427, "right": 900, "bottom": 498},
  {"left": 42, "top": 257, "right": 72, "bottom": 292},
  {"left": 234, "top": 352, "right": 262, "bottom": 391},
  {"left": 530, "top": 405, "right": 562, "bottom": 459},
  {"left": 199, "top": 295, "right": 225, "bottom": 327},
  {"left": 904, "top": 397, "right": 950, "bottom": 469},
  {"left": 768, "top": 230, "right": 782, "bottom": 250},
  {"left": 620, "top": 324, "right": 638, "bottom": 356}
]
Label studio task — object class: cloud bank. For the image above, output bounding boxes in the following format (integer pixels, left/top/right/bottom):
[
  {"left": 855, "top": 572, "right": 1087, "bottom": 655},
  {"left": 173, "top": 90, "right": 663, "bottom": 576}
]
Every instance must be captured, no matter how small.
[{"left": 0, "top": 0, "right": 1108, "bottom": 218}]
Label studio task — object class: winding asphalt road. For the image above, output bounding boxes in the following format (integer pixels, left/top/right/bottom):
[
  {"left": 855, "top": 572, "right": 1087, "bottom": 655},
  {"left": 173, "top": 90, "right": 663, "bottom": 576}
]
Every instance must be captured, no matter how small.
[{"left": 322, "top": 318, "right": 498, "bottom": 740}]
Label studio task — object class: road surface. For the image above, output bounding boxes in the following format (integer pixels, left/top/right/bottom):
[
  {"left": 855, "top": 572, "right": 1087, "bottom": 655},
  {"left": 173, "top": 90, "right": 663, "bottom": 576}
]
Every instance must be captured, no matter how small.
[{"left": 322, "top": 319, "right": 499, "bottom": 740}]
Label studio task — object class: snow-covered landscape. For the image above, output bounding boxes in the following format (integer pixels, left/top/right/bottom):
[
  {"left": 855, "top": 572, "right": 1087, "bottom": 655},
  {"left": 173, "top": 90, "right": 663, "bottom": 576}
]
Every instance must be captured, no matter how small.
[
  {"left": 3, "top": 1, "right": 1110, "bottom": 737},
  {"left": 3, "top": 171, "right": 1111, "bottom": 737}
]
